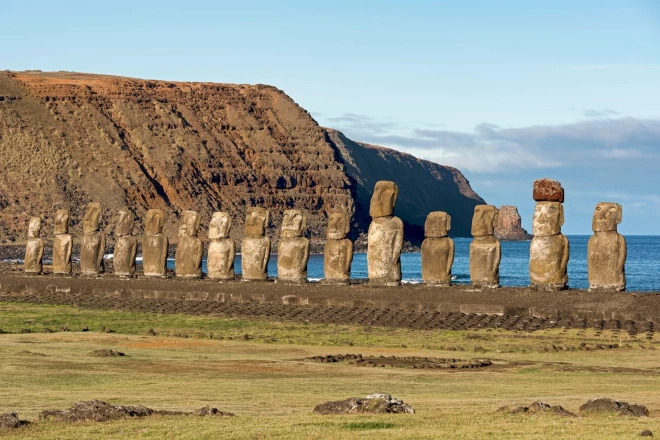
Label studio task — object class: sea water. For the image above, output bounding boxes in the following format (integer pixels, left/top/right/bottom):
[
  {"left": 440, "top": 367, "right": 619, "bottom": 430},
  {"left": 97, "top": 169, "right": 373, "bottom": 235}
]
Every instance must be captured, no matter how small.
[{"left": 163, "top": 236, "right": 660, "bottom": 292}]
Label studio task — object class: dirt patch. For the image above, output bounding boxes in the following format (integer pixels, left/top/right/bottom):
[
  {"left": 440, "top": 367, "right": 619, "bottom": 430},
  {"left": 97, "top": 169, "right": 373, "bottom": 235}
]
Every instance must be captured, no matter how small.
[
  {"left": 39, "top": 400, "right": 234, "bottom": 423},
  {"left": 313, "top": 393, "right": 414, "bottom": 415},
  {"left": 123, "top": 340, "right": 216, "bottom": 349},
  {"left": 307, "top": 353, "right": 493, "bottom": 370},
  {"left": 579, "top": 398, "right": 649, "bottom": 417},
  {"left": 16, "top": 350, "right": 47, "bottom": 356},
  {"left": 90, "top": 349, "right": 125, "bottom": 357}
]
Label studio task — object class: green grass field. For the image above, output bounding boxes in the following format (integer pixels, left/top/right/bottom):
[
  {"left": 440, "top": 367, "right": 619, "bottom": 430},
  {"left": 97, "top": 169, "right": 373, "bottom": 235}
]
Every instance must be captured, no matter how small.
[{"left": 1, "top": 302, "right": 659, "bottom": 439}]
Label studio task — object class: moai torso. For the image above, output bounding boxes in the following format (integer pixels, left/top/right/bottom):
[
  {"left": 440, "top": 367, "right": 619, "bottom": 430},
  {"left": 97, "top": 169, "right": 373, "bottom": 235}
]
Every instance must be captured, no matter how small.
[
  {"left": 241, "top": 207, "right": 270, "bottom": 281},
  {"left": 588, "top": 202, "right": 626, "bottom": 291},
  {"left": 142, "top": 209, "right": 168, "bottom": 277},
  {"left": 421, "top": 211, "right": 454, "bottom": 285},
  {"left": 80, "top": 203, "right": 106, "bottom": 275},
  {"left": 277, "top": 210, "right": 309, "bottom": 283},
  {"left": 323, "top": 210, "right": 353, "bottom": 284},
  {"left": 367, "top": 216, "right": 404, "bottom": 284},
  {"left": 207, "top": 212, "right": 235, "bottom": 280},
  {"left": 175, "top": 211, "right": 203, "bottom": 278},
  {"left": 470, "top": 236, "right": 501, "bottom": 286},
  {"left": 113, "top": 209, "right": 137, "bottom": 276},
  {"left": 529, "top": 200, "right": 569, "bottom": 289},
  {"left": 367, "top": 181, "right": 403, "bottom": 285},
  {"left": 469, "top": 205, "right": 501, "bottom": 287},
  {"left": 52, "top": 210, "right": 72, "bottom": 275},
  {"left": 24, "top": 217, "right": 44, "bottom": 274}
]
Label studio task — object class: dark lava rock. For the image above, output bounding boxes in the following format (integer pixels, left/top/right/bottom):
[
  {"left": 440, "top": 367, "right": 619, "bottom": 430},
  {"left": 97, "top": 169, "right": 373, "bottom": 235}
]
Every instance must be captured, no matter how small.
[
  {"left": 38, "top": 400, "right": 234, "bottom": 423},
  {"left": 313, "top": 392, "right": 414, "bottom": 414},
  {"left": 640, "top": 430, "right": 653, "bottom": 437},
  {"left": 0, "top": 412, "right": 29, "bottom": 429},
  {"left": 579, "top": 398, "right": 649, "bottom": 417},
  {"left": 90, "top": 349, "right": 125, "bottom": 357},
  {"left": 507, "top": 401, "right": 575, "bottom": 417}
]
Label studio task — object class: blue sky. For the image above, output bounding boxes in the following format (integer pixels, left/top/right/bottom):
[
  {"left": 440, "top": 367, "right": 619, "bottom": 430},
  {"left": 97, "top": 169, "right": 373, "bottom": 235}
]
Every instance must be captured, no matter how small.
[{"left": 3, "top": 0, "right": 660, "bottom": 234}]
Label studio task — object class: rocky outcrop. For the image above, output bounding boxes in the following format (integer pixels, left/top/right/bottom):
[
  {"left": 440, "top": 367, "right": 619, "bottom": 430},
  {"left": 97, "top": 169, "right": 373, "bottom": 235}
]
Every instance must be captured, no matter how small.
[
  {"left": 494, "top": 206, "right": 531, "bottom": 241},
  {"left": 313, "top": 393, "right": 414, "bottom": 414},
  {"left": 0, "top": 71, "right": 484, "bottom": 245}
]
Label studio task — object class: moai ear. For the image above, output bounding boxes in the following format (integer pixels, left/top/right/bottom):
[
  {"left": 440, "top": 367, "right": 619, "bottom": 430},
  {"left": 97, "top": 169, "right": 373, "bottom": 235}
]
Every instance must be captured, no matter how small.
[
  {"left": 559, "top": 204, "right": 565, "bottom": 227},
  {"left": 616, "top": 204, "right": 623, "bottom": 224},
  {"left": 264, "top": 209, "right": 270, "bottom": 228},
  {"left": 300, "top": 211, "right": 307, "bottom": 231},
  {"left": 492, "top": 208, "right": 499, "bottom": 227},
  {"left": 392, "top": 183, "right": 399, "bottom": 205},
  {"left": 446, "top": 214, "right": 452, "bottom": 232}
]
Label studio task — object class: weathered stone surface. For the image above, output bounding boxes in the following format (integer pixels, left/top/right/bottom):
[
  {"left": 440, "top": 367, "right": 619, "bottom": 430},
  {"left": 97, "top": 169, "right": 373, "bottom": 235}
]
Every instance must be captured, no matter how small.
[
  {"left": 326, "top": 211, "right": 350, "bottom": 240},
  {"left": 313, "top": 393, "right": 414, "bottom": 414},
  {"left": 470, "top": 206, "right": 500, "bottom": 287},
  {"left": 494, "top": 206, "right": 532, "bottom": 241},
  {"left": 113, "top": 209, "right": 136, "bottom": 276},
  {"left": 368, "top": 216, "right": 404, "bottom": 285},
  {"left": 242, "top": 208, "right": 271, "bottom": 281},
  {"left": 422, "top": 211, "right": 453, "bottom": 285},
  {"left": 277, "top": 210, "right": 309, "bottom": 282},
  {"left": 589, "top": 202, "right": 626, "bottom": 291},
  {"left": 530, "top": 201, "right": 569, "bottom": 290},
  {"left": 174, "top": 211, "right": 203, "bottom": 278},
  {"left": 506, "top": 401, "right": 575, "bottom": 417},
  {"left": 533, "top": 178, "right": 565, "bottom": 203},
  {"left": 207, "top": 212, "right": 235, "bottom": 280},
  {"left": 369, "top": 181, "right": 398, "bottom": 218},
  {"left": 323, "top": 239, "right": 353, "bottom": 283},
  {"left": 470, "top": 236, "right": 501, "bottom": 287},
  {"left": 579, "top": 398, "right": 649, "bottom": 417},
  {"left": 23, "top": 217, "right": 43, "bottom": 274},
  {"left": 80, "top": 203, "right": 105, "bottom": 275},
  {"left": 244, "top": 207, "right": 269, "bottom": 238},
  {"left": 530, "top": 235, "right": 569, "bottom": 288},
  {"left": 0, "top": 412, "right": 29, "bottom": 429},
  {"left": 52, "top": 209, "right": 72, "bottom": 275},
  {"left": 142, "top": 209, "right": 168, "bottom": 277}
]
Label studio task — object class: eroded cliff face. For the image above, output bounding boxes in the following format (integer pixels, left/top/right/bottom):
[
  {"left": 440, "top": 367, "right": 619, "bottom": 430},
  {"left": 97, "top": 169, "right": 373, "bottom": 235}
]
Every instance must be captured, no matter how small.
[
  {"left": 0, "top": 71, "right": 484, "bottom": 245},
  {"left": 494, "top": 206, "right": 532, "bottom": 241}
]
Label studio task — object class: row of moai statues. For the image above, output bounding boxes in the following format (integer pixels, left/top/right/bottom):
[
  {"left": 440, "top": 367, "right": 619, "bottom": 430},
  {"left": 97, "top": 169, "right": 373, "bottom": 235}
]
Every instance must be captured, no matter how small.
[{"left": 22, "top": 179, "right": 627, "bottom": 291}]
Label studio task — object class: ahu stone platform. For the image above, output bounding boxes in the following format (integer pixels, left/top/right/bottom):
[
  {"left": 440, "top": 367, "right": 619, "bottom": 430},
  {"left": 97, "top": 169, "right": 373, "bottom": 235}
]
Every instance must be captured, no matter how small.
[{"left": 1, "top": 271, "right": 659, "bottom": 325}]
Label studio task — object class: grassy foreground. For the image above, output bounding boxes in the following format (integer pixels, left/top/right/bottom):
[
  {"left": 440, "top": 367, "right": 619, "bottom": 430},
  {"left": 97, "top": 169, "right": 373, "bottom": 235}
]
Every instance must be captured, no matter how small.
[{"left": 0, "top": 302, "right": 659, "bottom": 439}]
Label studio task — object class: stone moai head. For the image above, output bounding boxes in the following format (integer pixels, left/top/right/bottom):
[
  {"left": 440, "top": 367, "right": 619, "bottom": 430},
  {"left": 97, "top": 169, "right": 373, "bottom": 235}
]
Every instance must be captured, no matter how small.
[
  {"left": 281, "top": 210, "right": 306, "bottom": 238},
  {"left": 54, "top": 209, "right": 70, "bottom": 235},
  {"left": 209, "top": 212, "right": 232, "bottom": 239},
  {"left": 145, "top": 209, "right": 165, "bottom": 235},
  {"left": 178, "top": 210, "right": 200, "bottom": 238},
  {"left": 533, "top": 201, "right": 564, "bottom": 237},
  {"left": 115, "top": 209, "right": 134, "bottom": 237},
  {"left": 471, "top": 205, "right": 498, "bottom": 237},
  {"left": 369, "top": 181, "right": 398, "bottom": 218},
  {"left": 27, "top": 217, "right": 41, "bottom": 238},
  {"left": 245, "top": 207, "right": 269, "bottom": 238},
  {"left": 592, "top": 202, "right": 622, "bottom": 232},
  {"left": 425, "top": 211, "right": 451, "bottom": 238},
  {"left": 327, "top": 211, "right": 350, "bottom": 240},
  {"left": 82, "top": 202, "right": 101, "bottom": 233}
]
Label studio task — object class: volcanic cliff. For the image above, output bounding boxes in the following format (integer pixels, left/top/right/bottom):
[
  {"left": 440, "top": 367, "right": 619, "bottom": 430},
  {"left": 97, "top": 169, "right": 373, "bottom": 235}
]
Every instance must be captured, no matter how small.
[
  {"left": 0, "top": 71, "right": 484, "bottom": 245},
  {"left": 494, "top": 206, "right": 532, "bottom": 241}
]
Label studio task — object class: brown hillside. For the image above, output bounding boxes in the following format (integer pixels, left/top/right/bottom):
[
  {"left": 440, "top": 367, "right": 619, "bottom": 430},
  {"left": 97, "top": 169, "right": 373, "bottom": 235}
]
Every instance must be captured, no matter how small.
[{"left": 0, "top": 71, "right": 484, "bottom": 245}]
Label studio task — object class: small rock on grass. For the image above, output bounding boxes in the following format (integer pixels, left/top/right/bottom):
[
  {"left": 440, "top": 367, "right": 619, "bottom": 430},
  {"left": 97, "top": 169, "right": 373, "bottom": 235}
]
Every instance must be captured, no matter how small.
[
  {"left": 90, "top": 349, "right": 125, "bottom": 357},
  {"left": 504, "top": 401, "right": 575, "bottom": 417},
  {"left": 0, "top": 412, "right": 29, "bottom": 429},
  {"left": 579, "top": 398, "right": 649, "bottom": 417},
  {"left": 640, "top": 430, "right": 653, "bottom": 437},
  {"left": 313, "top": 392, "right": 414, "bottom": 414}
]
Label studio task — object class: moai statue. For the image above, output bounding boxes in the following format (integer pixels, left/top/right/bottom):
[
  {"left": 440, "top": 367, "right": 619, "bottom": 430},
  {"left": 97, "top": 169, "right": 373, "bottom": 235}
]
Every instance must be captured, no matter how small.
[
  {"left": 207, "top": 212, "right": 235, "bottom": 280},
  {"left": 113, "top": 208, "right": 137, "bottom": 276},
  {"left": 80, "top": 202, "right": 106, "bottom": 275},
  {"left": 323, "top": 210, "right": 353, "bottom": 285},
  {"left": 367, "top": 181, "right": 404, "bottom": 286},
  {"left": 24, "top": 217, "right": 44, "bottom": 274},
  {"left": 470, "top": 205, "right": 501, "bottom": 288},
  {"left": 530, "top": 179, "right": 569, "bottom": 291},
  {"left": 52, "top": 209, "right": 72, "bottom": 275},
  {"left": 588, "top": 202, "right": 626, "bottom": 292},
  {"left": 174, "top": 210, "right": 203, "bottom": 278},
  {"left": 277, "top": 209, "right": 310, "bottom": 283},
  {"left": 422, "top": 211, "right": 454, "bottom": 286},
  {"left": 142, "top": 209, "right": 169, "bottom": 277},
  {"left": 241, "top": 207, "right": 271, "bottom": 281}
]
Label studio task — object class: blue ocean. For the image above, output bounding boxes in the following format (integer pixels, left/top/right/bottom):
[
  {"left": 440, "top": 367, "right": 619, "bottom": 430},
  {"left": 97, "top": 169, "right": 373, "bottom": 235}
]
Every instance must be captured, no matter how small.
[{"left": 165, "top": 236, "right": 660, "bottom": 292}]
